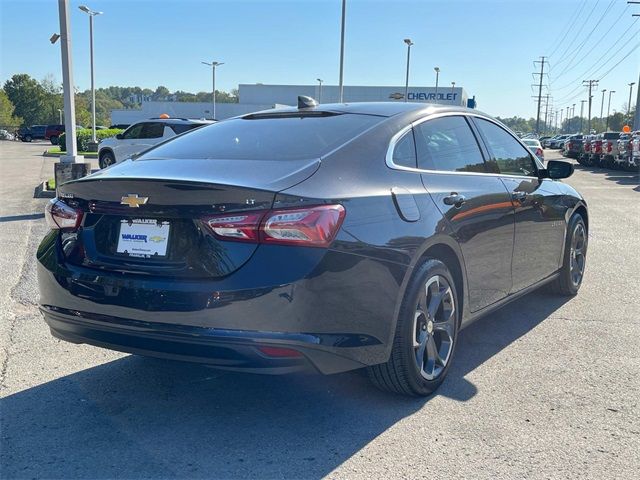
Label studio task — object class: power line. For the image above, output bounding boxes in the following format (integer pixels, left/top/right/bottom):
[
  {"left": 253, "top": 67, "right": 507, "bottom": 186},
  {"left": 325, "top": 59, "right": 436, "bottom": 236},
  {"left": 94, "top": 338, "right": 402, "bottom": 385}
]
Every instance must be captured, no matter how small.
[
  {"left": 552, "top": 0, "right": 602, "bottom": 66},
  {"left": 552, "top": 19, "right": 639, "bottom": 92},
  {"left": 597, "top": 41, "right": 640, "bottom": 81},
  {"left": 548, "top": 0, "right": 590, "bottom": 58},
  {"left": 551, "top": 3, "right": 630, "bottom": 83}
]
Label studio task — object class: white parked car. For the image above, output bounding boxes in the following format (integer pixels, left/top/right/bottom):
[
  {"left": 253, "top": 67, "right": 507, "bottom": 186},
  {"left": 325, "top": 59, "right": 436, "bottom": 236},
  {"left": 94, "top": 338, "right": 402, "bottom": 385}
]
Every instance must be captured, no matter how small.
[
  {"left": 522, "top": 138, "right": 544, "bottom": 163},
  {"left": 98, "top": 118, "right": 213, "bottom": 168}
]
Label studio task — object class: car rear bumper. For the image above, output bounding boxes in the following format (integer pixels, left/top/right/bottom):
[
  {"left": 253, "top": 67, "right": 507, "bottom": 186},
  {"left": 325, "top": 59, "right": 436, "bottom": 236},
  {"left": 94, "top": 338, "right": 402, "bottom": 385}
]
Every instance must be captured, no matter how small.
[{"left": 37, "top": 238, "right": 404, "bottom": 374}]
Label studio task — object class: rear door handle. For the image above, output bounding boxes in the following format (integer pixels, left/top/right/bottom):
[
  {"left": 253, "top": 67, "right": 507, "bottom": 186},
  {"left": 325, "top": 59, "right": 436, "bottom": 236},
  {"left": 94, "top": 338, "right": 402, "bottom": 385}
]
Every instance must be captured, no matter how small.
[{"left": 443, "top": 193, "right": 466, "bottom": 208}]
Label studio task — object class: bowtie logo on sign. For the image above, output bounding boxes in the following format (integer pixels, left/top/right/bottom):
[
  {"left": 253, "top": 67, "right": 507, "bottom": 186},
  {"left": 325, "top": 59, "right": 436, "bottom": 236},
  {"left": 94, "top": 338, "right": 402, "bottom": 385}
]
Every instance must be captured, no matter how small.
[{"left": 388, "top": 92, "right": 405, "bottom": 100}]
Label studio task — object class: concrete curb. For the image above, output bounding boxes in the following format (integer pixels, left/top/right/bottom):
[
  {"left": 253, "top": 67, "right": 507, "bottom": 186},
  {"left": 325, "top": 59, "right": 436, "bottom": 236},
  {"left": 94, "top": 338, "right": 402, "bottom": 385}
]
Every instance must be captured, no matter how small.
[{"left": 33, "top": 181, "right": 55, "bottom": 199}]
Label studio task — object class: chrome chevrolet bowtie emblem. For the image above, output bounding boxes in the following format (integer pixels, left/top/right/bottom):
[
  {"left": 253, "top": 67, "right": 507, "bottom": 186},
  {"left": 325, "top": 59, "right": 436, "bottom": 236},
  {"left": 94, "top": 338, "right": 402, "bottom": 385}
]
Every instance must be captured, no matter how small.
[{"left": 120, "top": 194, "right": 148, "bottom": 208}]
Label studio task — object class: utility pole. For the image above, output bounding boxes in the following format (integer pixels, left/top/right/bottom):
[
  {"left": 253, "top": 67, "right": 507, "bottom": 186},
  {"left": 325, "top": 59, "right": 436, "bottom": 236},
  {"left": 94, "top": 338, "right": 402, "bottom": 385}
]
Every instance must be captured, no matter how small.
[
  {"left": 634, "top": 71, "right": 640, "bottom": 128},
  {"left": 606, "top": 91, "right": 615, "bottom": 131},
  {"left": 627, "top": 82, "right": 636, "bottom": 123},
  {"left": 599, "top": 89, "right": 607, "bottom": 130},
  {"left": 559, "top": 109, "right": 564, "bottom": 133},
  {"left": 338, "top": 0, "right": 346, "bottom": 102},
  {"left": 571, "top": 104, "right": 576, "bottom": 132},
  {"left": 555, "top": 109, "right": 559, "bottom": 133},
  {"left": 566, "top": 106, "right": 570, "bottom": 132},
  {"left": 580, "top": 100, "right": 587, "bottom": 133},
  {"left": 543, "top": 94, "right": 550, "bottom": 133},
  {"left": 533, "top": 56, "right": 546, "bottom": 135},
  {"left": 583, "top": 80, "right": 598, "bottom": 134}
]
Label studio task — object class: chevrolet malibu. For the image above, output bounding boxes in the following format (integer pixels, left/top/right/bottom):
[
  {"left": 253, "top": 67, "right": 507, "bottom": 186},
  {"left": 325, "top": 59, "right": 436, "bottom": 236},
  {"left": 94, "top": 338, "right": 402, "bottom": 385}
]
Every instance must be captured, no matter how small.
[{"left": 37, "top": 101, "right": 588, "bottom": 396}]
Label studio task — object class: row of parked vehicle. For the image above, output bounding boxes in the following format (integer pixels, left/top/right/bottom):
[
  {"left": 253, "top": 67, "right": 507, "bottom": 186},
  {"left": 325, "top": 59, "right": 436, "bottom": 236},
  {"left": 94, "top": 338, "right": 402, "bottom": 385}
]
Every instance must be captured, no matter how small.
[
  {"left": 16, "top": 124, "right": 109, "bottom": 144},
  {"left": 542, "top": 132, "right": 639, "bottom": 171}
]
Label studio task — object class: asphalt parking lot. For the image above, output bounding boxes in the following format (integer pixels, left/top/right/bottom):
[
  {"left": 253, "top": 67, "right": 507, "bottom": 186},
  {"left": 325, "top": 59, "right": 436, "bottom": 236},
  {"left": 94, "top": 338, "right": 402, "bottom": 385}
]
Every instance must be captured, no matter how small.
[{"left": 1, "top": 140, "right": 638, "bottom": 479}]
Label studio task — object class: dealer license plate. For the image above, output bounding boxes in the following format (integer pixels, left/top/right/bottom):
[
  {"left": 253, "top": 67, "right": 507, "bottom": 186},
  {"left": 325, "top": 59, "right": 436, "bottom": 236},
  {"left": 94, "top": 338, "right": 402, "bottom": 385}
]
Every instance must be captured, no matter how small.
[{"left": 116, "top": 219, "right": 170, "bottom": 257}]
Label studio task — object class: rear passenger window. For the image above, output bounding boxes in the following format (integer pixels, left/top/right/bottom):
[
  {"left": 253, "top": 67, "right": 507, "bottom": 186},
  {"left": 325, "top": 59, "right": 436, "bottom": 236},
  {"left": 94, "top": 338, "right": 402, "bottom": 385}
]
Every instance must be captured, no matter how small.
[
  {"left": 392, "top": 131, "right": 417, "bottom": 168},
  {"left": 140, "top": 122, "right": 165, "bottom": 139},
  {"left": 171, "top": 124, "right": 203, "bottom": 135},
  {"left": 414, "top": 116, "right": 486, "bottom": 173},
  {"left": 474, "top": 118, "right": 537, "bottom": 176}
]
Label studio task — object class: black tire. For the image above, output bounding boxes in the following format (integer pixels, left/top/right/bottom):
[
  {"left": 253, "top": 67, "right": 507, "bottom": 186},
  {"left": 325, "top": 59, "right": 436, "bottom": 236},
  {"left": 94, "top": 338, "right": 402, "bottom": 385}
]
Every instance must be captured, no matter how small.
[
  {"left": 24, "top": 135, "right": 32, "bottom": 142},
  {"left": 368, "top": 259, "right": 460, "bottom": 396},
  {"left": 99, "top": 150, "right": 115, "bottom": 169},
  {"left": 50, "top": 136, "right": 58, "bottom": 145},
  {"left": 548, "top": 213, "right": 587, "bottom": 296}
]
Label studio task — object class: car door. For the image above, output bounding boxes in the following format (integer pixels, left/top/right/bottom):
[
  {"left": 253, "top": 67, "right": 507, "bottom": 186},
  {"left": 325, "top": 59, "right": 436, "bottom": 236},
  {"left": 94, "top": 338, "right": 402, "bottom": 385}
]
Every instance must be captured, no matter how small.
[
  {"left": 413, "top": 115, "right": 515, "bottom": 312},
  {"left": 114, "top": 122, "right": 145, "bottom": 161},
  {"left": 472, "top": 117, "right": 566, "bottom": 292}
]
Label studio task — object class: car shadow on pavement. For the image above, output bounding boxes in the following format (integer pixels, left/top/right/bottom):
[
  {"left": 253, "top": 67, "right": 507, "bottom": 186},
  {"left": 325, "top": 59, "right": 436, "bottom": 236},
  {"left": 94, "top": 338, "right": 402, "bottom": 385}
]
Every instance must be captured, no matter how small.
[
  {"left": 574, "top": 164, "right": 639, "bottom": 188},
  {"left": 1, "top": 290, "right": 570, "bottom": 479}
]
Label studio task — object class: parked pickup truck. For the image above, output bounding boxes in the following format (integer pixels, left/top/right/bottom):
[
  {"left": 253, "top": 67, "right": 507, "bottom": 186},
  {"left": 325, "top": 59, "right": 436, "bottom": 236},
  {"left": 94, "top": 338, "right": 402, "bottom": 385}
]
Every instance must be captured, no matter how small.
[
  {"left": 18, "top": 125, "right": 47, "bottom": 142},
  {"left": 579, "top": 135, "right": 596, "bottom": 165},
  {"left": 600, "top": 132, "right": 622, "bottom": 168},
  {"left": 563, "top": 134, "right": 584, "bottom": 159},
  {"left": 614, "top": 134, "right": 632, "bottom": 169}
]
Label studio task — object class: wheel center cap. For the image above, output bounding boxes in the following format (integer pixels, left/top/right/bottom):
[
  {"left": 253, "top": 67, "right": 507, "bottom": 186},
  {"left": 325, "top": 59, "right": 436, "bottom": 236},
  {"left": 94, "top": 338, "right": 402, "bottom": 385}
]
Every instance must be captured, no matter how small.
[{"left": 427, "top": 320, "right": 434, "bottom": 334}]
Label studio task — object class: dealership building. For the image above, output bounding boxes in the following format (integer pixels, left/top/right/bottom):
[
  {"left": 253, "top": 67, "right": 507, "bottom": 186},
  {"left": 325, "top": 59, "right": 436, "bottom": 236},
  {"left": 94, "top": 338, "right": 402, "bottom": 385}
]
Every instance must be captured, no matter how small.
[{"left": 110, "top": 84, "right": 475, "bottom": 125}]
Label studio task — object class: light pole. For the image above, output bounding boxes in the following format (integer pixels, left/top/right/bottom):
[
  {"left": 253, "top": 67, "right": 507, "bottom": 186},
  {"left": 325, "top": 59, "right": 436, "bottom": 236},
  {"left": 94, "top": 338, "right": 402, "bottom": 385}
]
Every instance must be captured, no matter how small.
[
  {"left": 606, "top": 90, "right": 615, "bottom": 130},
  {"left": 450, "top": 81, "right": 455, "bottom": 94},
  {"left": 202, "top": 61, "right": 224, "bottom": 119},
  {"left": 338, "top": 0, "right": 346, "bottom": 102},
  {"left": 434, "top": 67, "right": 440, "bottom": 102},
  {"left": 627, "top": 82, "right": 635, "bottom": 122},
  {"left": 580, "top": 100, "right": 586, "bottom": 133},
  {"left": 599, "top": 89, "right": 607, "bottom": 130},
  {"left": 79, "top": 5, "right": 102, "bottom": 143},
  {"left": 317, "top": 78, "right": 323, "bottom": 103},
  {"left": 403, "top": 39, "right": 413, "bottom": 102},
  {"left": 58, "top": 108, "right": 63, "bottom": 124}
]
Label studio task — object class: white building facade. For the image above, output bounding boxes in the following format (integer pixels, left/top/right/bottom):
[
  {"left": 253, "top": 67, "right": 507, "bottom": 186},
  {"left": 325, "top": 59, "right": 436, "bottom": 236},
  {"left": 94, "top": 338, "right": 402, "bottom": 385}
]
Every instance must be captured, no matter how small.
[{"left": 111, "top": 84, "right": 474, "bottom": 125}]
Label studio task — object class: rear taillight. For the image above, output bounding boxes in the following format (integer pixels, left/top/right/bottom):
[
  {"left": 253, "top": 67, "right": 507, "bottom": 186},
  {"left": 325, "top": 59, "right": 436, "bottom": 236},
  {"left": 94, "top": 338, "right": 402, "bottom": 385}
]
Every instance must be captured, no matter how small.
[
  {"left": 203, "top": 204, "right": 346, "bottom": 248},
  {"left": 45, "top": 199, "right": 83, "bottom": 230},
  {"left": 606, "top": 142, "right": 612, "bottom": 152},
  {"left": 568, "top": 142, "right": 573, "bottom": 149},
  {"left": 204, "top": 212, "right": 264, "bottom": 243}
]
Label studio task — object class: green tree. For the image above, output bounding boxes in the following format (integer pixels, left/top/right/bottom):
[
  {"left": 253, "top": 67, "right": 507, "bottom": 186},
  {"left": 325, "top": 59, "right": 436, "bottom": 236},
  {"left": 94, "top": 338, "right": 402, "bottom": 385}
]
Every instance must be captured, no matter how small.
[
  {"left": 0, "top": 90, "right": 22, "bottom": 127},
  {"left": 40, "top": 75, "right": 63, "bottom": 124},
  {"left": 3, "top": 74, "right": 45, "bottom": 125}
]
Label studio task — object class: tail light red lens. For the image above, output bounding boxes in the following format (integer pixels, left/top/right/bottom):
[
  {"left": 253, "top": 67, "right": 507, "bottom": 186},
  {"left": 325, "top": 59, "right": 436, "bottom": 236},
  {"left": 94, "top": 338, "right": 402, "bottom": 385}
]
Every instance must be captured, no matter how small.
[
  {"left": 205, "top": 212, "right": 264, "bottom": 243},
  {"left": 606, "top": 142, "right": 612, "bottom": 152},
  {"left": 45, "top": 199, "right": 83, "bottom": 230},
  {"left": 203, "top": 204, "right": 346, "bottom": 248},
  {"left": 262, "top": 205, "right": 345, "bottom": 247}
]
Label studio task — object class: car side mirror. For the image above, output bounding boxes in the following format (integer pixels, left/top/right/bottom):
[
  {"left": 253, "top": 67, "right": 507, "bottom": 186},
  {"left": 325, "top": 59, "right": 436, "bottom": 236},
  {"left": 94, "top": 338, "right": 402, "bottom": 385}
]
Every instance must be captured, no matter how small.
[
  {"left": 116, "top": 133, "right": 123, "bottom": 140},
  {"left": 540, "top": 160, "right": 574, "bottom": 180}
]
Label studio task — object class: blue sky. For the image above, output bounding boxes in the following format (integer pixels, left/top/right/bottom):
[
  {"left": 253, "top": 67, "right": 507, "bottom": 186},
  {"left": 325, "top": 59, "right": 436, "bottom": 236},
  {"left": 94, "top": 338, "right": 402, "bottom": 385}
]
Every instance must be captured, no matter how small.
[{"left": 1, "top": 0, "right": 638, "bottom": 118}]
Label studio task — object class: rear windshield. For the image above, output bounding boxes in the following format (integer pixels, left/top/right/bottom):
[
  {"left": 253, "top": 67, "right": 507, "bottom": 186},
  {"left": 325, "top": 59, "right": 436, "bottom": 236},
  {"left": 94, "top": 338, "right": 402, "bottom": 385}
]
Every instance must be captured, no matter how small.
[
  {"left": 139, "top": 113, "right": 382, "bottom": 160},
  {"left": 603, "top": 132, "right": 620, "bottom": 139}
]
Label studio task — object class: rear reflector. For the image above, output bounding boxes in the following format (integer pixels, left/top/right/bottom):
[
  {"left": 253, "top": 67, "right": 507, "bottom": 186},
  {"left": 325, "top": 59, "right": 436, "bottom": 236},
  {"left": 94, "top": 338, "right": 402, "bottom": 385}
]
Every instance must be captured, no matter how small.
[
  {"left": 45, "top": 199, "right": 83, "bottom": 230},
  {"left": 257, "top": 346, "right": 303, "bottom": 358},
  {"left": 203, "top": 204, "right": 345, "bottom": 248}
]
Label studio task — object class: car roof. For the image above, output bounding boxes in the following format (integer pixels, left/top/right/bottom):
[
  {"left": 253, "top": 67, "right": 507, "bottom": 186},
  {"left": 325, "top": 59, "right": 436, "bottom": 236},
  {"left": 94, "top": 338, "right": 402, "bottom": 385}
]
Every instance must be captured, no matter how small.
[
  {"left": 241, "top": 102, "right": 483, "bottom": 119},
  {"left": 135, "top": 118, "right": 214, "bottom": 125}
]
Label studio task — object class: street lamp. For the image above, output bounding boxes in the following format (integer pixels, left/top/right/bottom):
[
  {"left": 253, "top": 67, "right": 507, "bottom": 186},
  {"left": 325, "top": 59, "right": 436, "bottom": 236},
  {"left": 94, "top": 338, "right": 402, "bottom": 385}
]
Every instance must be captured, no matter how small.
[
  {"left": 450, "top": 81, "right": 455, "bottom": 95},
  {"left": 434, "top": 67, "right": 440, "bottom": 102},
  {"left": 201, "top": 61, "right": 224, "bottom": 119},
  {"left": 627, "top": 82, "right": 635, "bottom": 121},
  {"left": 58, "top": 108, "right": 63, "bottom": 124},
  {"left": 599, "top": 89, "right": 607, "bottom": 130},
  {"left": 606, "top": 90, "right": 615, "bottom": 131},
  {"left": 317, "top": 78, "right": 323, "bottom": 103},
  {"left": 403, "top": 39, "right": 413, "bottom": 103},
  {"left": 338, "top": 0, "right": 346, "bottom": 102},
  {"left": 79, "top": 5, "right": 102, "bottom": 143}
]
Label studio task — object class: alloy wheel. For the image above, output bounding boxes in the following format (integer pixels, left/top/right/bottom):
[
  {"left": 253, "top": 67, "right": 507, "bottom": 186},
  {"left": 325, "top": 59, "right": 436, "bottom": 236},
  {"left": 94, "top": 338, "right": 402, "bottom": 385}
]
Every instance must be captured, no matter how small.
[
  {"left": 412, "top": 275, "right": 456, "bottom": 380},
  {"left": 570, "top": 223, "right": 586, "bottom": 286}
]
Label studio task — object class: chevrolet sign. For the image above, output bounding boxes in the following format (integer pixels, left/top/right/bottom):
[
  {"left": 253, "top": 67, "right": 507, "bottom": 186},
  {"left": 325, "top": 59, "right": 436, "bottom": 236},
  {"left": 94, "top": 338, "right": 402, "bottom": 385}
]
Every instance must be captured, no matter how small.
[{"left": 388, "top": 92, "right": 405, "bottom": 100}]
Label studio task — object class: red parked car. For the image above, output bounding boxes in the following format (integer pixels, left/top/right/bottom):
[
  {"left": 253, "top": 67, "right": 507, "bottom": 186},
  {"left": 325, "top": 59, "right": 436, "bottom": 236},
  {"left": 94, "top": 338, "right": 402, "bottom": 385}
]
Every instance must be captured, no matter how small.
[{"left": 45, "top": 124, "right": 65, "bottom": 145}]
